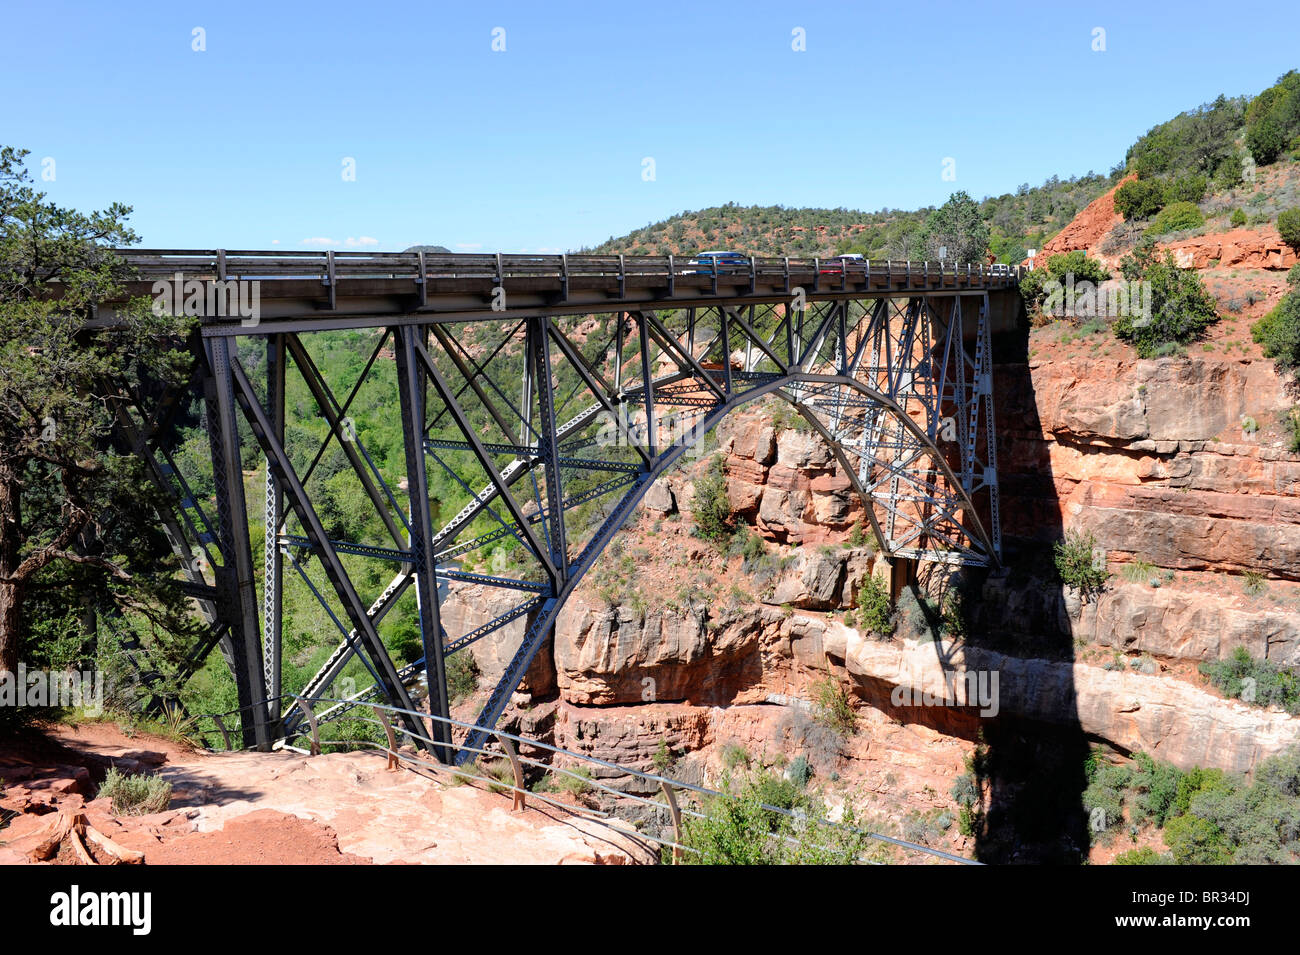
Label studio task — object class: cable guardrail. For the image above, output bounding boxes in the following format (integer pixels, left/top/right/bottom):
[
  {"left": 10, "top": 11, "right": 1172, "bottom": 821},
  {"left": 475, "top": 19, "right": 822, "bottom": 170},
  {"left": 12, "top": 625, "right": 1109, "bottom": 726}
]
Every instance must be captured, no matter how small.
[{"left": 178, "top": 693, "right": 979, "bottom": 866}]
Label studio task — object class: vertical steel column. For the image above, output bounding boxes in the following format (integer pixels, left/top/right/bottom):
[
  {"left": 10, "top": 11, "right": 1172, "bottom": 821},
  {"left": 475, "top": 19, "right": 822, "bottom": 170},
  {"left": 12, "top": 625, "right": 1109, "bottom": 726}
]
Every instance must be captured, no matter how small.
[
  {"left": 394, "top": 326, "right": 453, "bottom": 762},
  {"left": 203, "top": 337, "right": 270, "bottom": 750},
  {"left": 529, "top": 316, "right": 568, "bottom": 581},
  {"left": 718, "top": 306, "right": 734, "bottom": 396},
  {"left": 636, "top": 311, "right": 657, "bottom": 458},
  {"left": 980, "top": 292, "right": 1003, "bottom": 560},
  {"left": 263, "top": 333, "right": 285, "bottom": 711}
]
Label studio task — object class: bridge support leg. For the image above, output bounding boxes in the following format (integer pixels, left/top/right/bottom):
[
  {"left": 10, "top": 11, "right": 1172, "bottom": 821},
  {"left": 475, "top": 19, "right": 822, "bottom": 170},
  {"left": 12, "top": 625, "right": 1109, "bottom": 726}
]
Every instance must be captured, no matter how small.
[
  {"left": 394, "top": 326, "right": 454, "bottom": 763},
  {"left": 202, "top": 338, "right": 271, "bottom": 750}
]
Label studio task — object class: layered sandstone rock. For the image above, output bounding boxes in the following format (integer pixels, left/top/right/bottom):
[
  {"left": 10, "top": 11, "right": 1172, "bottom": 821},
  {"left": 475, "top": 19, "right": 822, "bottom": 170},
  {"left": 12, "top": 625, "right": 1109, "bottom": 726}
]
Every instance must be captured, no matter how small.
[
  {"left": 1162, "top": 227, "right": 1298, "bottom": 271},
  {"left": 971, "top": 576, "right": 1300, "bottom": 667},
  {"left": 996, "top": 353, "right": 1300, "bottom": 576},
  {"left": 828, "top": 625, "right": 1298, "bottom": 774}
]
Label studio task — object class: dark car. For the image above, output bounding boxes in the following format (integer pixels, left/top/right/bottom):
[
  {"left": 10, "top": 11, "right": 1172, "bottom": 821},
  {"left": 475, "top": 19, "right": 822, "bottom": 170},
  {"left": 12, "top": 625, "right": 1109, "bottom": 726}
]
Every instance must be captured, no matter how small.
[{"left": 686, "top": 250, "right": 750, "bottom": 274}]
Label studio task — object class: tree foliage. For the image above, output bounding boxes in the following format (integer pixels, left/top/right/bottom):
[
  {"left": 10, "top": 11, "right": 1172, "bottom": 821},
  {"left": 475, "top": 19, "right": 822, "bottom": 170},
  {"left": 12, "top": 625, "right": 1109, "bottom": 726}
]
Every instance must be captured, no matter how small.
[
  {"left": 1278, "top": 208, "right": 1300, "bottom": 251},
  {"left": 678, "top": 767, "right": 873, "bottom": 864},
  {"left": 918, "top": 190, "right": 990, "bottom": 263},
  {"left": 854, "top": 572, "right": 892, "bottom": 635},
  {"left": 1251, "top": 263, "right": 1300, "bottom": 378},
  {"left": 1245, "top": 71, "right": 1300, "bottom": 166},
  {"left": 0, "top": 145, "right": 198, "bottom": 683},
  {"left": 1198, "top": 646, "right": 1300, "bottom": 714},
  {"left": 1114, "top": 178, "right": 1167, "bottom": 221},
  {"left": 1113, "top": 240, "right": 1219, "bottom": 357},
  {"left": 1114, "top": 174, "right": 1207, "bottom": 223},
  {"left": 1125, "top": 94, "right": 1245, "bottom": 178},
  {"left": 1145, "top": 200, "right": 1205, "bottom": 237},
  {"left": 1053, "top": 529, "right": 1107, "bottom": 597},
  {"left": 690, "top": 453, "right": 732, "bottom": 543},
  {"left": 1020, "top": 251, "right": 1112, "bottom": 315}
]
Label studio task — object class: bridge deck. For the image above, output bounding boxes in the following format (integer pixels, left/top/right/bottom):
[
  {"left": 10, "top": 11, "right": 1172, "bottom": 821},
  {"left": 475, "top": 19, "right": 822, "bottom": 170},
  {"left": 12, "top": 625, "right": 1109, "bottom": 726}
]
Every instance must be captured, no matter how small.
[{"left": 102, "top": 249, "right": 1025, "bottom": 335}]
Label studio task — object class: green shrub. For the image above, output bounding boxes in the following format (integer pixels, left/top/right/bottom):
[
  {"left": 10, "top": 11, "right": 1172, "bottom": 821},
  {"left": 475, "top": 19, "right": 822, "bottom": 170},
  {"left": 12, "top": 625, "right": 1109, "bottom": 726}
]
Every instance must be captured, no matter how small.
[
  {"left": 847, "top": 520, "right": 872, "bottom": 550},
  {"left": 1198, "top": 646, "right": 1300, "bottom": 714},
  {"left": 1083, "top": 762, "right": 1131, "bottom": 836},
  {"left": 950, "top": 768, "right": 983, "bottom": 837},
  {"left": 1171, "top": 767, "right": 1230, "bottom": 817},
  {"left": 549, "top": 765, "right": 593, "bottom": 796},
  {"left": 1114, "top": 846, "right": 1168, "bottom": 865},
  {"left": 1163, "top": 174, "right": 1207, "bottom": 205},
  {"left": 811, "top": 677, "right": 857, "bottom": 736},
  {"left": 1129, "top": 753, "right": 1184, "bottom": 827},
  {"left": 855, "top": 573, "right": 892, "bottom": 635},
  {"left": 1279, "top": 208, "right": 1300, "bottom": 251},
  {"left": 652, "top": 737, "right": 674, "bottom": 774},
  {"left": 902, "top": 807, "right": 953, "bottom": 847},
  {"left": 1077, "top": 745, "right": 1300, "bottom": 864},
  {"left": 97, "top": 768, "right": 172, "bottom": 816},
  {"left": 720, "top": 742, "right": 751, "bottom": 770},
  {"left": 1253, "top": 266, "right": 1300, "bottom": 379},
  {"left": 1163, "top": 812, "right": 1233, "bottom": 864},
  {"left": 1145, "top": 200, "right": 1205, "bottom": 236},
  {"left": 787, "top": 755, "right": 812, "bottom": 788},
  {"left": 939, "top": 588, "right": 966, "bottom": 639},
  {"left": 1053, "top": 530, "right": 1108, "bottom": 596},
  {"left": 1020, "top": 250, "right": 1113, "bottom": 316},
  {"left": 691, "top": 454, "right": 732, "bottom": 543},
  {"left": 446, "top": 651, "right": 479, "bottom": 704},
  {"left": 1230, "top": 208, "right": 1247, "bottom": 228},
  {"left": 1170, "top": 747, "right": 1300, "bottom": 864},
  {"left": 1215, "top": 154, "right": 1245, "bottom": 191},
  {"left": 1121, "top": 558, "right": 1156, "bottom": 584},
  {"left": 679, "top": 769, "right": 871, "bottom": 865},
  {"left": 1114, "top": 178, "right": 1168, "bottom": 221},
  {"left": 1113, "top": 241, "right": 1220, "bottom": 357}
]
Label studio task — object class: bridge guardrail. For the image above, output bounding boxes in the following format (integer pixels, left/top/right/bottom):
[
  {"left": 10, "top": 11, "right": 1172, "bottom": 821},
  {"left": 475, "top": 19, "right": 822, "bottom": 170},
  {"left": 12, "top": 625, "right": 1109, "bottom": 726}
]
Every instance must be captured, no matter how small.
[{"left": 116, "top": 248, "right": 1026, "bottom": 288}]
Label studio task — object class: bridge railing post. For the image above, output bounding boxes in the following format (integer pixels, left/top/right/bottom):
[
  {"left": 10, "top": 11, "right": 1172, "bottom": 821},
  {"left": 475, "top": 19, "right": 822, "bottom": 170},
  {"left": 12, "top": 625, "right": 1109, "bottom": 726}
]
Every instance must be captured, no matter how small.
[{"left": 324, "top": 250, "right": 336, "bottom": 310}]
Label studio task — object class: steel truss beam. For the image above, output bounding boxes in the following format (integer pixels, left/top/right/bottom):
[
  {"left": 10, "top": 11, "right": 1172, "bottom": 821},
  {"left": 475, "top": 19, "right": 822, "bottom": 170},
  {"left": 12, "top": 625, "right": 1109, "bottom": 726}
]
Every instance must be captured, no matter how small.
[{"left": 112, "top": 274, "right": 1007, "bottom": 755}]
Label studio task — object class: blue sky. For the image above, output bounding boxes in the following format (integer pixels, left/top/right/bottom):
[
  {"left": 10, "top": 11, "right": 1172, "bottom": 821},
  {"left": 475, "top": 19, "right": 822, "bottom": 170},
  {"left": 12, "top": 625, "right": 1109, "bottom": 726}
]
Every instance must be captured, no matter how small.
[{"left": 5, "top": 1, "right": 1296, "bottom": 253}]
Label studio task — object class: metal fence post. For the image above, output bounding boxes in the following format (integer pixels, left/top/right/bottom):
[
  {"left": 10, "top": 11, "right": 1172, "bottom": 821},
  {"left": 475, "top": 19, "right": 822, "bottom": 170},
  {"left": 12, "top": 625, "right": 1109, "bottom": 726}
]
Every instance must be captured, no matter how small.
[
  {"left": 372, "top": 705, "right": 399, "bottom": 770},
  {"left": 297, "top": 698, "right": 320, "bottom": 756},
  {"left": 210, "top": 714, "right": 232, "bottom": 751},
  {"left": 661, "top": 780, "right": 683, "bottom": 863},
  {"left": 495, "top": 732, "right": 526, "bottom": 812}
]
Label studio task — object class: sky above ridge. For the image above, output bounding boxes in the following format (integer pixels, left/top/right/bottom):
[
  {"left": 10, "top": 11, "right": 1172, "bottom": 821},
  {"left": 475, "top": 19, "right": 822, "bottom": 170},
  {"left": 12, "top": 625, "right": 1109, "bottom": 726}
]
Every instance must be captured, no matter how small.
[{"left": 5, "top": 0, "right": 1296, "bottom": 253}]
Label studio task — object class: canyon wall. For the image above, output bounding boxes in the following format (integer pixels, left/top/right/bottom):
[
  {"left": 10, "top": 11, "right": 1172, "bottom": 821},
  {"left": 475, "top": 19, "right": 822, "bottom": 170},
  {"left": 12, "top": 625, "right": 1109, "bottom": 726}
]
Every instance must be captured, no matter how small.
[{"left": 439, "top": 275, "right": 1300, "bottom": 856}]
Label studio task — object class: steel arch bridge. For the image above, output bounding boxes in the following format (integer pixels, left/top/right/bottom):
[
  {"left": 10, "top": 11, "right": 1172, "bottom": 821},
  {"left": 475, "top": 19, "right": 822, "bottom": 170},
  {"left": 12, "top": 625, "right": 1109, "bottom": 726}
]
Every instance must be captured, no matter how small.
[{"left": 96, "top": 250, "right": 1023, "bottom": 759}]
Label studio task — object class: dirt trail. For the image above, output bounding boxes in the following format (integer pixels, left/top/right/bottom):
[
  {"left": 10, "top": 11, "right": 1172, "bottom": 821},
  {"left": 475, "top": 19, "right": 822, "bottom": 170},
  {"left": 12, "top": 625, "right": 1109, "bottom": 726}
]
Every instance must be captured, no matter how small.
[{"left": 0, "top": 723, "right": 654, "bottom": 865}]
